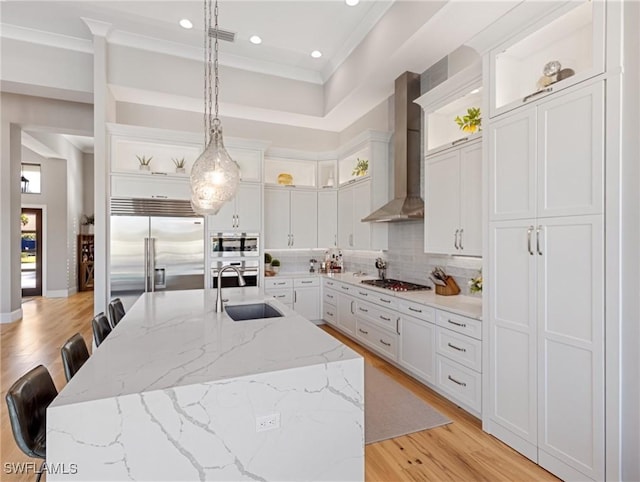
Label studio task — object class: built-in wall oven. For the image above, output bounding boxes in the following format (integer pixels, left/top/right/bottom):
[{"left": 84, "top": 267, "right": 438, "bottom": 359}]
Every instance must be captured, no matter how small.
[{"left": 210, "top": 233, "right": 260, "bottom": 288}]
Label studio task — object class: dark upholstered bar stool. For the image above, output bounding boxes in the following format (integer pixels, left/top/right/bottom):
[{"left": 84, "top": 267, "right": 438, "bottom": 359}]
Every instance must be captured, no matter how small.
[
  {"left": 108, "top": 298, "right": 126, "bottom": 328},
  {"left": 92, "top": 312, "right": 112, "bottom": 347},
  {"left": 5, "top": 365, "right": 58, "bottom": 482},
  {"left": 60, "top": 333, "right": 90, "bottom": 382}
]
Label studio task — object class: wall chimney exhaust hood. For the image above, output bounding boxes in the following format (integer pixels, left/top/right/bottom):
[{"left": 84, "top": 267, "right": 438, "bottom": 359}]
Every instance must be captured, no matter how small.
[{"left": 362, "top": 71, "right": 423, "bottom": 223}]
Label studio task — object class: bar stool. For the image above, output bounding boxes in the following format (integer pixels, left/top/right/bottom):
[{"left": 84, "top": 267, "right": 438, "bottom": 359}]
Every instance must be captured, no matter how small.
[
  {"left": 92, "top": 312, "right": 112, "bottom": 347},
  {"left": 108, "top": 298, "right": 126, "bottom": 328},
  {"left": 60, "top": 333, "right": 90, "bottom": 382},
  {"left": 5, "top": 365, "right": 58, "bottom": 482}
]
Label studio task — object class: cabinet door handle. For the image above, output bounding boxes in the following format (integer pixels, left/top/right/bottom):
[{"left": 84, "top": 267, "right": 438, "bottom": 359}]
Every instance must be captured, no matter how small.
[
  {"left": 379, "top": 339, "right": 391, "bottom": 347},
  {"left": 447, "top": 319, "right": 467, "bottom": 328},
  {"left": 151, "top": 195, "right": 168, "bottom": 199},
  {"left": 358, "top": 328, "right": 368, "bottom": 335},
  {"left": 379, "top": 315, "right": 391, "bottom": 322},
  {"left": 523, "top": 87, "right": 553, "bottom": 103},
  {"left": 447, "top": 342, "right": 467, "bottom": 353},
  {"left": 396, "top": 317, "right": 400, "bottom": 335},
  {"left": 536, "top": 225, "right": 543, "bottom": 256},
  {"left": 334, "top": 234, "right": 337, "bottom": 246},
  {"left": 447, "top": 375, "right": 467, "bottom": 387},
  {"left": 454, "top": 229, "right": 459, "bottom": 250},
  {"left": 350, "top": 300, "right": 354, "bottom": 315},
  {"left": 408, "top": 306, "right": 422, "bottom": 313},
  {"left": 291, "top": 233, "right": 294, "bottom": 246},
  {"left": 459, "top": 228, "right": 464, "bottom": 250},
  {"left": 235, "top": 214, "right": 239, "bottom": 228},
  {"left": 294, "top": 291, "right": 297, "bottom": 303},
  {"left": 527, "top": 226, "right": 534, "bottom": 255}
]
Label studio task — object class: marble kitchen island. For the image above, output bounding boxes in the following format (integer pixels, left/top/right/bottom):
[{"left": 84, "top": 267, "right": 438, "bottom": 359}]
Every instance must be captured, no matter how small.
[{"left": 47, "top": 289, "right": 364, "bottom": 481}]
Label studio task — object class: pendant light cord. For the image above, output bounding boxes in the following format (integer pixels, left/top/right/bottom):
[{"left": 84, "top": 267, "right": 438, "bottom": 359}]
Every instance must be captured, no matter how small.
[{"left": 203, "top": 0, "right": 219, "bottom": 145}]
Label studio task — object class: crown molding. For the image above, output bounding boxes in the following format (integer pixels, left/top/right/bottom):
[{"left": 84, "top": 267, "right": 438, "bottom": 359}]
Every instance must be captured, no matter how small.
[
  {"left": 0, "top": 23, "right": 93, "bottom": 53},
  {"left": 81, "top": 18, "right": 113, "bottom": 38}
]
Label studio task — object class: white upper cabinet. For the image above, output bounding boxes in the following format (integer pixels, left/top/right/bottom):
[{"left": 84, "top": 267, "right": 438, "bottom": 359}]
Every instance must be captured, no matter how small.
[
  {"left": 338, "top": 180, "right": 371, "bottom": 250},
  {"left": 489, "top": 80, "right": 604, "bottom": 222},
  {"left": 208, "top": 183, "right": 261, "bottom": 232},
  {"left": 489, "top": 1, "right": 605, "bottom": 118},
  {"left": 318, "top": 190, "right": 338, "bottom": 248},
  {"left": 264, "top": 188, "right": 317, "bottom": 249},
  {"left": 425, "top": 140, "right": 482, "bottom": 256}
]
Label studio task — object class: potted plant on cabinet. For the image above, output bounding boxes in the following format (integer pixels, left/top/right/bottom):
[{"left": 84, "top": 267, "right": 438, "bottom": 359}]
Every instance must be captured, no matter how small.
[
  {"left": 271, "top": 258, "right": 281, "bottom": 274},
  {"left": 173, "top": 157, "right": 186, "bottom": 174},
  {"left": 137, "top": 155, "right": 152, "bottom": 171},
  {"left": 454, "top": 107, "right": 482, "bottom": 133}
]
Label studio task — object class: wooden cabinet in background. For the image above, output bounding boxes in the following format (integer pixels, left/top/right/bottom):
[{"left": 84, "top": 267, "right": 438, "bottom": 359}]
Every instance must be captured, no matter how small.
[{"left": 78, "top": 234, "right": 94, "bottom": 291}]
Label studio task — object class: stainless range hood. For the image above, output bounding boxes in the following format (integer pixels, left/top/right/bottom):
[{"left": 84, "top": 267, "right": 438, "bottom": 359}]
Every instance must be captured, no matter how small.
[{"left": 362, "top": 71, "right": 423, "bottom": 223}]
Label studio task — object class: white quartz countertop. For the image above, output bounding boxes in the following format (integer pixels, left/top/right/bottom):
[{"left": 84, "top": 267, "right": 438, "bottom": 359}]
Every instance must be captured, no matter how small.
[
  {"left": 323, "top": 272, "right": 483, "bottom": 320},
  {"left": 51, "top": 288, "right": 360, "bottom": 408}
]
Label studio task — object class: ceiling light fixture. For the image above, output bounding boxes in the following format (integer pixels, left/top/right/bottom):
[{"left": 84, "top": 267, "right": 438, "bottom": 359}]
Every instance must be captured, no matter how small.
[
  {"left": 179, "top": 18, "right": 193, "bottom": 29},
  {"left": 190, "top": 0, "right": 240, "bottom": 215},
  {"left": 345, "top": 0, "right": 360, "bottom": 6},
  {"left": 249, "top": 35, "right": 262, "bottom": 45},
  {"left": 311, "top": 50, "right": 322, "bottom": 58}
]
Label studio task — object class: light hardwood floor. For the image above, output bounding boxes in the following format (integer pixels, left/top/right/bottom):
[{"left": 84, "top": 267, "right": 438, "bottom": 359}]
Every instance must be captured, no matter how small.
[{"left": 1, "top": 292, "right": 557, "bottom": 481}]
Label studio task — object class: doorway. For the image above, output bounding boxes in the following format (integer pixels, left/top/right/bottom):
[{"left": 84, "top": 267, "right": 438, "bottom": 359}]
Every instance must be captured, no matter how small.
[{"left": 21, "top": 208, "right": 43, "bottom": 297}]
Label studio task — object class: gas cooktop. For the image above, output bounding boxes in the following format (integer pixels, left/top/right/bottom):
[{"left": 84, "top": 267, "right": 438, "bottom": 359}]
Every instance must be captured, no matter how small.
[{"left": 360, "top": 278, "right": 431, "bottom": 292}]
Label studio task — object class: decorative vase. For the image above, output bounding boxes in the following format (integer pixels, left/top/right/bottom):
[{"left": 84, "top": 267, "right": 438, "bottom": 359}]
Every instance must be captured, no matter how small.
[
  {"left": 272, "top": 266, "right": 280, "bottom": 274},
  {"left": 176, "top": 167, "right": 186, "bottom": 174},
  {"left": 139, "top": 165, "right": 150, "bottom": 172}
]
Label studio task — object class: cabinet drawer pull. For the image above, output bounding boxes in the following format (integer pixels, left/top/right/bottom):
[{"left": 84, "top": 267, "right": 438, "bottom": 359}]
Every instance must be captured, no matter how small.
[
  {"left": 379, "top": 298, "right": 391, "bottom": 304},
  {"left": 408, "top": 306, "right": 422, "bottom": 313},
  {"left": 379, "top": 339, "right": 391, "bottom": 347},
  {"left": 447, "top": 319, "right": 467, "bottom": 328},
  {"left": 301, "top": 280, "right": 313, "bottom": 284},
  {"left": 358, "top": 328, "right": 368, "bottom": 335},
  {"left": 151, "top": 195, "right": 168, "bottom": 199},
  {"left": 358, "top": 291, "right": 368, "bottom": 296},
  {"left": 327, "top": 281, "right": 334, "bottom": 286},
  {"left": 523, "top": 87, "right": 553, "bottom": 103},
  {"left": 151, "top": 171, "right": 167, "bottom": 176},
  {"left": 326, "top": 294, "right": 334, "bottom": 299},
  {"left": 451, "top": 137, "right": 468, "bottom": 146},
  {"left": 358, "top": 307, "right": 368, "bottom": 313},
  {"left": 447, "top": 342, "right": 467, "bottom": 353},
  {"left": 380, "top": 315, "right": 391, "bottom": 322},
  {"left": 326, "top": 311, "right": 334, "bottom": 317},
  {"left": 341, "top": 286, "right": 349, "bottom": 291},
  {"left": 276, "top": 282, "right": 286, "bottom": 285},
  {"left": 448, "top": 375, "right": 467, "bottom": 387},
  {"left": 275, "top": 294, "right": 286, "bottom": 299}
]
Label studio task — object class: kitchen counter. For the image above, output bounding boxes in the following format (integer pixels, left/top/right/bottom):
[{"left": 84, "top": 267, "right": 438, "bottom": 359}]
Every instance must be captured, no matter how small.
[
  {"left": 47, "top": 288, "right": 364, "bottom": 481},
  {"left": 323, "top": 272, "right": 482, "bottom": 320}
]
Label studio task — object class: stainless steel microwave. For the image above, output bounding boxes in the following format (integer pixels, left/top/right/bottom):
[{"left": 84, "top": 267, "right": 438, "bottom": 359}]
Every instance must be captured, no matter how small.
[{"left": 211, "top": 233, "right": 259, "bottom": 258}]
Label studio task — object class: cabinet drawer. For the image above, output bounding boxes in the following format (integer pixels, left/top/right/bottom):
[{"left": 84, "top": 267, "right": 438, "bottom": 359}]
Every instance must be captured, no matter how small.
[
  {"left": 355, "top": 300, "right": 398, "bottom": 332},
  {"left": 323, "top": 278, "right": 340, "bottom": 290},
  {"left": 436, "top": 355, "right": 481, "bottom": 412},
  {"left": 398, "top": 300, "right": 436, "bottom": 322},
  {"left": 436, "top": 310, "right": 482, "bottom": 340},
  {"left": 323, "top": 290, "right": 338, "bottom": 305},
  {"left": 267, "top": 289, "right": 293, "bottom": 304},
  {"left": 322, "top": 302, "right": 337, "bottom": 325},
  {"left": 355, "top": 319, "right": 398, "bottom": 361},
  {"left": 111, "top": 174, "right": 191, "bottom": 200},
  {"left": 294, "top": 277, "right": 319, "bottom": 287},
  {"left": 436, "top": 327, "right": 482, "bottom": 372},
  {"left": 265, "top": 278, "right": 293, "bottom": 290}
]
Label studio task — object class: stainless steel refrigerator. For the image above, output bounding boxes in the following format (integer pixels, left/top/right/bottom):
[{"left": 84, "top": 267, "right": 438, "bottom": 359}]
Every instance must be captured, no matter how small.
[{"left": 110, "top": 211, "right": 205, "bottom": 309}]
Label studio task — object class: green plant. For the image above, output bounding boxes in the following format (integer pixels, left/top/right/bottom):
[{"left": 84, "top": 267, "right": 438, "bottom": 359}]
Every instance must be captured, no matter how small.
[
  {"left": 271, "top": 259, "right": 281, "bottom": 267},
  {"left": 468, "top": 270, "right": 483, "bottom": 294},
  {"left": 81, "top": 214, "right": 94, "bottom": 225},
  {"left": 172, "top": 157, "right": 186, "bottom": 168},
  {"left": 352, "top": 158, "right": 369, "bottom": 177},
  {"left": 136, "top": 155, "right": 153, "bottom": 166},
  {"left": 20, "top": 213, "right": 29, "bottom": 226},
  {"left": 264, "top": 252, "right": 272, "bottom": 264},
  {"left": 454, "top": 107, "right": 482, "bottom": 133}
]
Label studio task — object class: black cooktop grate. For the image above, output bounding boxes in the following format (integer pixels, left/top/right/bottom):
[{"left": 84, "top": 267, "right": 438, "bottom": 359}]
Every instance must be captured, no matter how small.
[{"left": 360, "top": 278, "right": 431, "bottom": 292}]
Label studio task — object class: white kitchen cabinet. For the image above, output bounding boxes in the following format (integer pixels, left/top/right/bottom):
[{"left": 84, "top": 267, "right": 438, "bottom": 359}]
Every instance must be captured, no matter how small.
[
  {"left": 399, "top": 314, "right": 436, "bottom": 384},
  {"left": 338, "top": 180, "right": 371, "bottom": 250},
  {"left": 486, "top": 215, "right": 604, "bottom": 479},
  {"left": 110, "top": 173, "right": 190, "bottom": 200},
  {"left": 489, "top": 80, "right": 604, "bottom": 222},
  {"left": 294, "top": 278, "right": 320, "bottom": 321},
  {"left": 208, "top": 183, "right": 261, "bottom": 232},
  {"left": 337, "top": 293, "right": 357, "bottom": 336},
  {"left": 264, "top": 188, "right": 317, "bottom": 249},
  {"left": 318, "top": 190, "right": 337, "bottom": 248},
  {"left": 425, "top": 140, "right": 482, "bottom": 255}
]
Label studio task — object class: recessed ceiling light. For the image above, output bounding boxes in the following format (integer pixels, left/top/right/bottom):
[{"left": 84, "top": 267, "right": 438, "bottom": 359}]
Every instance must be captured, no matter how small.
[
  {"left": 311, "top": 50, "right": 322, "bottom": 58},
  {"left": 469, "top": 88, "right": 481, "bottom": 95},
  {"left": 179, "top": 19, "right": 193, "bottom": 29},
  {"left": 249, "top": 35, "right": 262, "bottom": 45},
  {"left": 345, "top": 0, "right": 360, "bottom": 6}
]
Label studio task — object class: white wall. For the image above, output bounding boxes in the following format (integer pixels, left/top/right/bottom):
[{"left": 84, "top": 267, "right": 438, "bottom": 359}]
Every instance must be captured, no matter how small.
[{"left": 82, "top": 153, "right": 94, "bottom": 217}]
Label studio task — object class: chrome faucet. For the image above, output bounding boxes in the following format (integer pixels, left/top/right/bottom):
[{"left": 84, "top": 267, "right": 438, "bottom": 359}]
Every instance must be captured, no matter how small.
[{"left": 216, "top": 266, "right": 246, "bottom": 312}]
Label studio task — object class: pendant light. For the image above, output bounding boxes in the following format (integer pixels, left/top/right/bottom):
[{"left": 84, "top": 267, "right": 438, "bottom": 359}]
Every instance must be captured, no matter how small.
[{"left": 191, "top": 0, "right": 240, "bottom": 215}]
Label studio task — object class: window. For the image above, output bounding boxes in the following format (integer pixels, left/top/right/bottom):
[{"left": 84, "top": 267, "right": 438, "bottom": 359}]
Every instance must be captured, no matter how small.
[{"left": 21, "top": 163, "right": 41, "bottom": 194}]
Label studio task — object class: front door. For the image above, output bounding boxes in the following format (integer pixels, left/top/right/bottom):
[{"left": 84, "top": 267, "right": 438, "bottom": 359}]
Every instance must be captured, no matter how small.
[{"left": 21, "top": 208, "right": 43, "bottom": 297}]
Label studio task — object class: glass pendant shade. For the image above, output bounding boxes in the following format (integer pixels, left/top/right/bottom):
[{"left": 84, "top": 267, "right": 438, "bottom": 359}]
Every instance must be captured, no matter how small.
[{"left": 190, "top": 124, "right": 241, "bottom": 215}]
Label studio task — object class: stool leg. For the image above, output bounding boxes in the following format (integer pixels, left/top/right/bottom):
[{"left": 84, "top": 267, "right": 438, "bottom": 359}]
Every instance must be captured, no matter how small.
[{"left": 35, "top": 460, "right": 45, "bottom": 482}]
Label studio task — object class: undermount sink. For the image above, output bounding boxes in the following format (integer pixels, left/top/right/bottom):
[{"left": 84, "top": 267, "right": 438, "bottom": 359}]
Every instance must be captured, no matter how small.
[{"left": 225, "top": 303, "right": 283, "bottom": 321}]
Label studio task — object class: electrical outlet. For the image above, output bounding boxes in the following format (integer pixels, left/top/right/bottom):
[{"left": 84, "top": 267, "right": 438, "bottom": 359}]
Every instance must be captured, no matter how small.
[{"left": 256, "top": 413, "right": 280, "bottom": 432}]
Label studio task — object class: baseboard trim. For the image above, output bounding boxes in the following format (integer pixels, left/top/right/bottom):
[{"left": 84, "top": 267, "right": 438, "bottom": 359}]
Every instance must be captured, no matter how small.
[
  {"left": 46, "top": 290, "right": 69, "bottom": 298},
  {"left": 68, "top": 287, "right": 78, "bottom": 296},
  {"left": 0, "top": 308, "right": 23, "bottom": 323}
]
